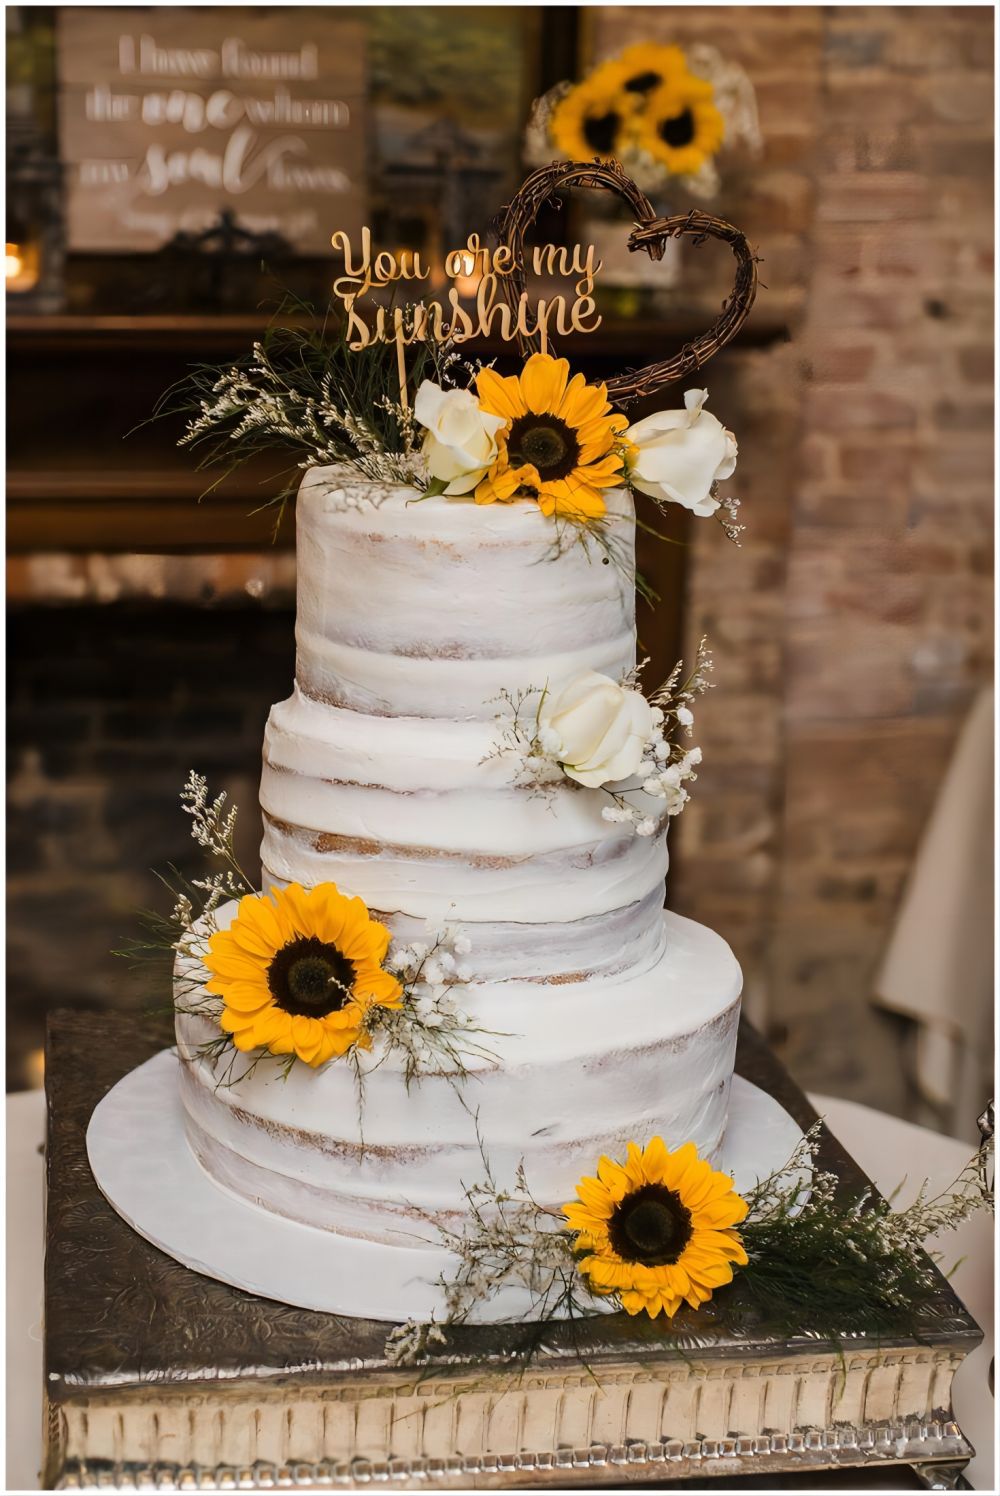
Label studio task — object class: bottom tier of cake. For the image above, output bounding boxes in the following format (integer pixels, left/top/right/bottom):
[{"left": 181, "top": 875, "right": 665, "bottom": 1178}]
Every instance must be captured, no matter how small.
[{"left": 175, "top": 909, "right": 742, "bottom": 1254}]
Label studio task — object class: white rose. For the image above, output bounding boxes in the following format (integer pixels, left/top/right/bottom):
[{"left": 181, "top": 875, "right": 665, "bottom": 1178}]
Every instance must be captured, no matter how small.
[
  {"left": 625, "top": 388, "right": 738, "bottom": 516},
  {"left": 539, "top": 671, "right": 654, "bottom": 789},
  {"left": 413, "top": 381, "right": 506, "bottom": 496}
]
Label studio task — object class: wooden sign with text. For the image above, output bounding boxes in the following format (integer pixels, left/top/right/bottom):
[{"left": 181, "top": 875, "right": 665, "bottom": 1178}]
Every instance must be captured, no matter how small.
[{"left": 57, "top": 7, "right": 366, "bottom": 253}]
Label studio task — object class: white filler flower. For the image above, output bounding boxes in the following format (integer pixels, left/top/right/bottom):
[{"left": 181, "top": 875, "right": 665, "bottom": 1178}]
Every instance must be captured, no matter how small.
[
  {"left": 625, "top": 388, "right": 738, "bottom": 516},
  {"left": 413, "top": 381, "right": 506, "bottom": 495},
  {"left": 539, "top": 671, "right": 655, "bottom": 789}
]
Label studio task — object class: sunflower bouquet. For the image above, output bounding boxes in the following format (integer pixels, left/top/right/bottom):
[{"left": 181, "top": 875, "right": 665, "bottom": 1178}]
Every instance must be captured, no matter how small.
[
  {"left": 413, "top": 350, "right": 740, "bottom": 533},
  {"left": 525, "top": 41, "right": 762, "bottom": 200}
]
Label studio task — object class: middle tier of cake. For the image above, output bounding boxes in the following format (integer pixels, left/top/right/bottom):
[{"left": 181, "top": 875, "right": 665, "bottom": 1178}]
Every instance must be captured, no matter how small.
[{"left": 260, "top": 685, "right": 671, "bottom": 982}]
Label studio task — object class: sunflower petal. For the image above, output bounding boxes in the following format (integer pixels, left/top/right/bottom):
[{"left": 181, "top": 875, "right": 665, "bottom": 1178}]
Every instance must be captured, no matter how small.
[
  {"left": 559, "top": 373, "right": 611, "bottom": 427},
  {"left": 214, "top": 981, "right": 274, "bottom": 1015},
  {"left": 520, "top": 353, "right": 570, "bottom": 414},
  {"left": 476, "top": 367, "right": 525, "bottom": 422},
  {"left": 537, "top": 480, "right": 607, "bottom": 520}
]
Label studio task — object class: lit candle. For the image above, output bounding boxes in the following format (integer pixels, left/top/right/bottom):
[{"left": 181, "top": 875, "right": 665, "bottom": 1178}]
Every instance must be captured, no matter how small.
[
  {"left": 453, "top": 250, "right": 481, "bottom": 301},
  {"left": 6, "top": 239, "right": 40, "bottom": 293}
]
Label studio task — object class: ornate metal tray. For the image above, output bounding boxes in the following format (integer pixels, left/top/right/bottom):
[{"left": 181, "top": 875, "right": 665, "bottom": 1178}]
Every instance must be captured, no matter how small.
[{"left": 43, "top": 1012, "right": 982, "bottom": 1491}]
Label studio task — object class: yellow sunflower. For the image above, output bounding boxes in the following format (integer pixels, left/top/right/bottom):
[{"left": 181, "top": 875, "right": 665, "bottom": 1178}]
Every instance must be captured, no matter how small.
[
  {"left": 615, "top": 42, "right": 691, "bottom": 103},
  {"left": 474, "top": 353, "right": 626, "bottom": 520},
  {"left": 549, "top": 61, "right": 635, "bottom": 161},
  {"left": 203, "top": 882, "right": 402, "bottom": 1068},
  {"left": 634, "top": 74, "right": 725, "bottom": 178},
  {"left": 564, "top": 1137, "right": 749, "bottom": 1318}
]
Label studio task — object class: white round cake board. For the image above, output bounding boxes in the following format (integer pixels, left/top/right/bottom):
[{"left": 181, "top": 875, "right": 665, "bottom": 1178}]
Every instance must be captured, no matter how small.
[{"left": 87, "top": 1049, "right": 807, "bottom": 1325}]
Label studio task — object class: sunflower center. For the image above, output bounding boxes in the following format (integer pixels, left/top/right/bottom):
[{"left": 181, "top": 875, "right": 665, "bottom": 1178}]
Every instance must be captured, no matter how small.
[
  {"left": 507, "top": 413, "right": 581, "bottom": 480},
  {"left": 267, "top": 935, "right": 357, "bottom": 1018},
  {"left": 583, "top": 111, "right": 621, "bottom": 155},
  {"left": 608, "top": 1183, "right": 693, "bottom": 1266},
  {"left": 658, "top": 109, "right": 696, "bottom": 149},
  {"left": 624, "top": 70, "right": 662, "bottom": 94}
]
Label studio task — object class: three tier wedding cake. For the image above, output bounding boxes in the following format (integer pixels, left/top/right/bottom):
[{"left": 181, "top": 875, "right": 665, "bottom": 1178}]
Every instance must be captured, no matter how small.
[{"left": 175, "top": 466, "right": 743, "bottom": 1293}]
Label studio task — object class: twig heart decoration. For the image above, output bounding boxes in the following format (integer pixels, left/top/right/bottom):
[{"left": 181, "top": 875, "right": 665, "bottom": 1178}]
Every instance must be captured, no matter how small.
[{"left": 492, "top": 158, "right": 759, "bottom": 405}]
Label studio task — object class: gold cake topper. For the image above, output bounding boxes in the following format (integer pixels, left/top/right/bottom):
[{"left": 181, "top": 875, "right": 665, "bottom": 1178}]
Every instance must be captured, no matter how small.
[
  {"left": 329, "top": 228, "right": 604, "bottom": 358},
  {"left": 329, "top": 159, "right": 759, "bottom": 410}
]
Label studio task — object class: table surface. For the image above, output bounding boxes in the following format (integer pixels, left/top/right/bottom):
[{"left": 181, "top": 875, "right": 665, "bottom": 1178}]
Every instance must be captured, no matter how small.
[{"left": 7, "top": 1087, "right": 995, "bottom": 1493}]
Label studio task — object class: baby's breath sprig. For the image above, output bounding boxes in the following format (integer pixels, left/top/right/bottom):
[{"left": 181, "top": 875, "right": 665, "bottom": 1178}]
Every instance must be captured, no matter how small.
[
  {"left": 179, "top": 770, "right": 255, "bottom": 938},
  {"left": 715, "top": 490, "right": 745, "bottom": 546},
  {"left": 385, "top": 1137, "right": 590, "bottom": 1366},
  {"left": 114, "top": 773, "right": 265, "bottom": 1082},
  {"left": 180, "top": 770, "right": 252, "bottom": 890},
  {"left": 648, "top": 634, "right": 715, "bottom": 716},
  {"left": 161, "top": 296, "right": 445, "bottom": 529},
  {"left": 115, "top": 771, "right": 252, "bottom": 1001},
  {"left": 178, "top": 339, "right": 414, "bottom": 485},
  {"left": 367, "top": 924, "right": 501, "bottom": 1093},
  {"left": 601, "top": 638, "right": 713, "bottom": 836},
  {"left": 484, "top": 684, "right": 567, "bottom": 800},
  {"left": 736, "top": 1123, "right": 994, "bottom": 1339},
  {"left": 349, "top": 923, "right": 503, "bottom": 1152}
]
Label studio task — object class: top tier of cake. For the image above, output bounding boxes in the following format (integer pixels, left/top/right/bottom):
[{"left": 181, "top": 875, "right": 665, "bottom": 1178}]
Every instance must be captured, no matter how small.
[{"left": 293, "top": 465, "right": 636, "bottom": 720}]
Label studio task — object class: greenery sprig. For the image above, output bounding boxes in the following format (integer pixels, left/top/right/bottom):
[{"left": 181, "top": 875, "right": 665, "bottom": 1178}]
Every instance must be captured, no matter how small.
[
  {"left": 160, "top": 294, "right": 451, "bottom": 530},
  {"left": 735, "top": 1122, "right": 994, "bottom": 1340}
]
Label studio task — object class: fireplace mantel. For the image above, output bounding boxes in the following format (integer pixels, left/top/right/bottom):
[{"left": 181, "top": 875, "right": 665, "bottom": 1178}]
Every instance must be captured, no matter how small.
[{"left": 7, "top": 310, "right": 787, "bottom": 555}]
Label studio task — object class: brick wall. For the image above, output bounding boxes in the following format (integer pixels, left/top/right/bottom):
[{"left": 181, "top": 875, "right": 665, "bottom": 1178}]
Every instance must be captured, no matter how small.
[
  {"left": 6, "top": 601, "right": 295, "bottom": 1088},
  {"left": 589, "top": 5, "right": 994, "bottom": 1116}
]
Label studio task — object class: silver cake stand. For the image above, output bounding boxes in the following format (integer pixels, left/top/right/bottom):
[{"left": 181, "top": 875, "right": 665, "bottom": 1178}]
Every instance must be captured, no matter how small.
[{"left": 43, "top": 1012, "right": 982, "bottom": 1491}]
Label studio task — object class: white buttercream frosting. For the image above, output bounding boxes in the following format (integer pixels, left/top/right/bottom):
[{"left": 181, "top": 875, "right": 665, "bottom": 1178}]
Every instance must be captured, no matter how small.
[
  {"left": 293, "top": 467, "right": 635, "bottom": 718},
  {"left": 176, "top": 907, "right": 741, "bottom": 1245}
]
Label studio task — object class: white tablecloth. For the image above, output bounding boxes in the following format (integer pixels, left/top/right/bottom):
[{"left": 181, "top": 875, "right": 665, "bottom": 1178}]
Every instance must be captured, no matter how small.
[
  {"left": 7, "top": 1091, "right": 47, "bottom": 1495},
  {"left": 6, "top": 1090, "right": 995, "bottom": 1492},
  {"left": 872, "top": 686, "right": 995, "bottom": 1139},
  {"left": 810, "top": 1093, "right": 995, "bottom": 1492}
]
